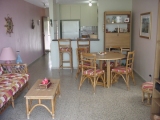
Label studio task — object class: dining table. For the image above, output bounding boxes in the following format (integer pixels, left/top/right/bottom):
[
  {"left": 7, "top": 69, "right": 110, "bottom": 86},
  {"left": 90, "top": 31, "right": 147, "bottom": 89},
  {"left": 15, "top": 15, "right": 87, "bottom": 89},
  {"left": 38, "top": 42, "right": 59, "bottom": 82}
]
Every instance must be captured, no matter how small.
[{"left": 96, "top": 52, "right": 125, "bottom": 88}]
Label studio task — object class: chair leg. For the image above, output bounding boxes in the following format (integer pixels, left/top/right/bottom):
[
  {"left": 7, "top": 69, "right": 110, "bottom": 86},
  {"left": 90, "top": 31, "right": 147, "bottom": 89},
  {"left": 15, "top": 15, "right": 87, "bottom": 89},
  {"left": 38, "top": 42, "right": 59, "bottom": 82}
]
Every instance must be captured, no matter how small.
[
  {"left": 70, "top": 52, "right": 73, "bottom": 73},
  {"left": 142, "top": 91, "right": 145, "bottom": 102},
  {"left": 93, "top": 77, "right": 96, "bottom": 94},
  {"left": 79, "top": 76, "right": 86, "bottom": 90},
  {"left": 76, "top": 67, "right": 81, "bottom": 79},
  {"left": 131, "top": 71, "right": 136, "bottom": 85},
  {"left": 111, "top": 71, "right": 113, "bottom": 86},
  {"left": 79, "top": 76, "right": 83, "bottom": 90},
  {"left": 124, "top": 74, "right": 130, "bottom": 90},
  {"left": 103, "top": 73, "right": 105, "bottom": 87},
  {"left": 11, "top": 97, "right": 14, "bottom": 108}
]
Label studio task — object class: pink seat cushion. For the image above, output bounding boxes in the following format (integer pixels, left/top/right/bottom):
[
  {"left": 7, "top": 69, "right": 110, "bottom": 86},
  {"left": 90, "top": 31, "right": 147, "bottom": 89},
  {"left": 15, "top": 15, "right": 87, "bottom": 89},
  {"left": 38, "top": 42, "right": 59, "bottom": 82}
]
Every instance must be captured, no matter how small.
[
  {"left": 0, "top": 73, "right": 29, "bottom": 108},
  {"left": 59, "top": 47, "right": 71, "bottom": 52},
  {"left": 103, "top": 61, "right": 115, "bottom": 68},
  {"left": 142, "top": 82, "right": 153, "bottom": 90},
  {"left": 83, "top": 69, "right": 104, "bottom": 75},
  {"left": 111, "top": 66, "right": 132, "bottom": 73}
]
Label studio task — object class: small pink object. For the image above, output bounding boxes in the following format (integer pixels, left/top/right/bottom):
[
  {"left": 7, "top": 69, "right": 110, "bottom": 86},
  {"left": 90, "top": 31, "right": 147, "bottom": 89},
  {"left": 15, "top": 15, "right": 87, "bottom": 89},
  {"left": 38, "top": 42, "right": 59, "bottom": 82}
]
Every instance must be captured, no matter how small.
[
  {"left": 41, "top": 81, "right": 46, "bottom": 84},
  {"left": 45, "top": 80, "right": 48, "bottom": 84}
]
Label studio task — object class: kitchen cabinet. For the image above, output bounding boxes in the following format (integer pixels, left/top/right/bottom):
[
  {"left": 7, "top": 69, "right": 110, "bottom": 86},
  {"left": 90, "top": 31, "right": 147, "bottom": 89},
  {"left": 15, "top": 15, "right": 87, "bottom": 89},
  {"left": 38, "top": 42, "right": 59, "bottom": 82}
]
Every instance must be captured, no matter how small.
[
  {"left": 104, "top": 11, "right": 131, "bottom": 50},
  {"left": 80, "top": 5, "right": 98, "bottom": 26},
  {"left": 60, "top": 5, "right": 71, "bottom": 20},
  {"left": 60, "top": 4, "right": 97, "bottom": 26},
  {"left": 71, "top": 5, "right": 80, "bottom": 19}
]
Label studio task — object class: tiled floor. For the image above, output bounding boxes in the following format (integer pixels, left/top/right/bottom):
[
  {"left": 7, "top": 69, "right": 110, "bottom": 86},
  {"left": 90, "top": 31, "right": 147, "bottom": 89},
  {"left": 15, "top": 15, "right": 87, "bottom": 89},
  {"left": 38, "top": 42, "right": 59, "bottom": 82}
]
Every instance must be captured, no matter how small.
[{"left": 0, "top": 53, "right": 150, "bottom": 120}]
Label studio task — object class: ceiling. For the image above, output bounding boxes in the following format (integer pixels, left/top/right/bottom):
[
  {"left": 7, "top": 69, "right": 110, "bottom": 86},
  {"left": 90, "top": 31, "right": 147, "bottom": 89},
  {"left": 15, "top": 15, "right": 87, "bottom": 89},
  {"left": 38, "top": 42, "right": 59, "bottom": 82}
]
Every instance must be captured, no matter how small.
[{"left": 24, "top": 0, "right": 97, "bottom": 8}]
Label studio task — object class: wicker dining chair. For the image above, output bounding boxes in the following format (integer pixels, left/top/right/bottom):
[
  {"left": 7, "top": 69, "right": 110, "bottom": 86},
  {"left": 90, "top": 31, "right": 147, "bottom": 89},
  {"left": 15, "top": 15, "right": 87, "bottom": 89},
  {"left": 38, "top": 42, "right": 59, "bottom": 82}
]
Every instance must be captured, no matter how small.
[
  {"left": 79, "top": 53, "right": 105, "bottom": 93},
  {"left": 111, "top": 51, "right": 135, "bottom": 90},
  {"left": 75, "top": 48, "right": 88, "bottom": 79}
]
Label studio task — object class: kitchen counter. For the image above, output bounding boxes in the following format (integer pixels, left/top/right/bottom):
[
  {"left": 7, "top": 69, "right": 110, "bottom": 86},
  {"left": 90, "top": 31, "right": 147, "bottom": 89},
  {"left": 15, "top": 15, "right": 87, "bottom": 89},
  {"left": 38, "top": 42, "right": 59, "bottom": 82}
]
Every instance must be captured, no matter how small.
[
  {"left": 52, "top": 38, "right": 99, "bottom": 41},
  {"left": 50, "top": 38, "right": 102, "bottom": 69}
]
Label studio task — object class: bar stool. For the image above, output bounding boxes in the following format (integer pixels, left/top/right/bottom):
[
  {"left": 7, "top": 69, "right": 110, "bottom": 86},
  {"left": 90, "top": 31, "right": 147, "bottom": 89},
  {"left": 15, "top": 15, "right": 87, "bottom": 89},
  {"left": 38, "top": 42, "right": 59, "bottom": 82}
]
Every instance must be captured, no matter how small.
[
  {"left": 77, "top": 38, "right": 90, "bottom": 52},
  {"left": 58, "top": 39, "right": 73, "bottom": 72}
]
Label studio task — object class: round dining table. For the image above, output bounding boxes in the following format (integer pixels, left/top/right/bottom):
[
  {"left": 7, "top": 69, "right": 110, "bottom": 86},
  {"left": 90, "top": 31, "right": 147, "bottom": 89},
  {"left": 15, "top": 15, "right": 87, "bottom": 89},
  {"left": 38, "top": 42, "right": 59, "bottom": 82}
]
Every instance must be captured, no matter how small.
[{"left": 96, "top": 52, "right": 125, "bottom": 88}]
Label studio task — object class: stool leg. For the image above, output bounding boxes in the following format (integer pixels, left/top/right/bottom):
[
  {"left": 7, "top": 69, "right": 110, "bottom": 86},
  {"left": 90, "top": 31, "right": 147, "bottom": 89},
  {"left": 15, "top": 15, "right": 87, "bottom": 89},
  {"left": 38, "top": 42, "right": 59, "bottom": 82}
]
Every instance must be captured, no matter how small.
[
  {"left": 59, "top": 52, "right": 61, "bottom": 72},
  {"left": 59, "top": 52, "right": 63, "bottom": 72},
  {"left": 70, "top": 51, "right": 73, "bottom": 73},
  {"left": 61, "top": 52, "right": 63, "bottom": 69}
]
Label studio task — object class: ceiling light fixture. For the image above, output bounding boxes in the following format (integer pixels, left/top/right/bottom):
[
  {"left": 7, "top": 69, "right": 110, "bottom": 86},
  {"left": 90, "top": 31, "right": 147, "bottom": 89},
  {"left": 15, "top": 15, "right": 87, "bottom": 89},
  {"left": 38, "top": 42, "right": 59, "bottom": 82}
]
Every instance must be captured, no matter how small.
[{"left": 89, "top": 1, "right": 92, "bottom": 7}]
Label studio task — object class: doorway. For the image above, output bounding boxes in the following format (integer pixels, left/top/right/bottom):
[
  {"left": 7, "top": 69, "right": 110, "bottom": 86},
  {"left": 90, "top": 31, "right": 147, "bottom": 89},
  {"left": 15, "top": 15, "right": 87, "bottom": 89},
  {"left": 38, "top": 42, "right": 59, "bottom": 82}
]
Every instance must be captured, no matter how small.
[{"left": 42, "top": 17, "right": 51, "bottom": 52}]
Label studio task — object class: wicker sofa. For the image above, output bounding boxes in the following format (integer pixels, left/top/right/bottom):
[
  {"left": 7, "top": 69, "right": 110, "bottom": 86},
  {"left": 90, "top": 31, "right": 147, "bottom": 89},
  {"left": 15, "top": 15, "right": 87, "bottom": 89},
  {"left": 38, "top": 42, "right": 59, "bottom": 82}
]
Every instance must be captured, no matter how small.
[{"left": 0, "top": 64, "right": 29, "bottom": 114}]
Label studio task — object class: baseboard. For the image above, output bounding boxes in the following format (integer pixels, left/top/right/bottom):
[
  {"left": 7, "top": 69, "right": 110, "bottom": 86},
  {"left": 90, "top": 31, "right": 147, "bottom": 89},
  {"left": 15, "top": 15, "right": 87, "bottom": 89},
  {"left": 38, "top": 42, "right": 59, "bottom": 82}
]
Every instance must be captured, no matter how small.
[
  {"left": 28, "top": 54, "right": 44, "bottom": 68},
  {"left": 133, "top": 69, "right": 146, "bottom": 82}
]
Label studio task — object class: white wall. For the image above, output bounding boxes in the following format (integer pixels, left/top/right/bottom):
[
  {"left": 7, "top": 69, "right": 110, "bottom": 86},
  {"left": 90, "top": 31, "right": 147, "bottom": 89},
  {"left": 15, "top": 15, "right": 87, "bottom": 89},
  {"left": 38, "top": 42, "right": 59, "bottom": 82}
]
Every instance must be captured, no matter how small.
[
  {"left": 45, "top": 8, "right": 49, "bottom": 17},
  {"left": 132, "top": 0, "right": 159, "bottom": 81}
]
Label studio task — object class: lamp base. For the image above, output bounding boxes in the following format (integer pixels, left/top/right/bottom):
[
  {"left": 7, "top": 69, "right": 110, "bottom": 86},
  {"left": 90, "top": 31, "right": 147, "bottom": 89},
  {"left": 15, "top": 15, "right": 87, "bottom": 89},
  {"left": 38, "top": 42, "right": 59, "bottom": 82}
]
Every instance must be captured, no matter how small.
[{"left": 4, "top": 61, "right": 12, "bottom": 73}]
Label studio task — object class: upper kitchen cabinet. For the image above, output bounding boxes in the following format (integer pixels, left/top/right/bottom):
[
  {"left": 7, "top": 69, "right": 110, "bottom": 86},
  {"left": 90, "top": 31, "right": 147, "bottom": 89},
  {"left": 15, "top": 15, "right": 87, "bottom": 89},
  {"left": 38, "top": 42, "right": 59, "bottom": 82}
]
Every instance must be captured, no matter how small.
[
  {"left": 71, "top": 5, "right": 80, "bottom": 19},
  {"left": 60, "top": 5, "right": 71, "bottom": 20},
  {"left": 60, "top": 4, "right": 98, "bottom": 26},
  {"left": 60, "top": 5, "right": 80, "bottom": 20},
  {"left": 80, "top": 4, "right": 98, "bottom": 26},
  {"left": 104, "top": 11, "right": 131, "bottom": 50}
]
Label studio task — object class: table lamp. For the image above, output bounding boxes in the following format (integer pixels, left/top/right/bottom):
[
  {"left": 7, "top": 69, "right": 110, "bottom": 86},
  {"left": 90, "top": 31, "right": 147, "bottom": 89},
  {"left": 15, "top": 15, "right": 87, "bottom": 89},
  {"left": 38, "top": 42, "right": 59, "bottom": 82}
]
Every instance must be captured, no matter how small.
[{"left": 0, "top": 47, "right": 16, "bottom": 63}]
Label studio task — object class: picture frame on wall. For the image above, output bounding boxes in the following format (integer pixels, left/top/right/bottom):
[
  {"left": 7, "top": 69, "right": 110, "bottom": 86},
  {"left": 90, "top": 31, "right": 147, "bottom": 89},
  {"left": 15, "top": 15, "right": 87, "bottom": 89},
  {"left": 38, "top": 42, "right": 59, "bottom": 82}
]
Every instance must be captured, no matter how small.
[{"left": 140, "top": 12, "right": 151, "bottom": 39}]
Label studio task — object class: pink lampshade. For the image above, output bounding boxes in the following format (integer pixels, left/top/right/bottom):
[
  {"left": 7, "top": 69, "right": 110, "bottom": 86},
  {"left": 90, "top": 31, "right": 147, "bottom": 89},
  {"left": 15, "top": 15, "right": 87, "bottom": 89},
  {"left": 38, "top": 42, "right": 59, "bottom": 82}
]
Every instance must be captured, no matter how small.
[{"left": 0, "top": 47, "right": 16, "bottom": 61}]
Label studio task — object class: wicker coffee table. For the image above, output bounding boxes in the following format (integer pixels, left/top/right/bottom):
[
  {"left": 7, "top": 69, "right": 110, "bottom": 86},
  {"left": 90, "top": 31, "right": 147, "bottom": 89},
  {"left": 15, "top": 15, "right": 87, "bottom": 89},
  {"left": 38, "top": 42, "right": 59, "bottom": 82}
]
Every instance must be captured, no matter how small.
[{"left": 24, "top": 79, "right": 60, "bottom": 119}]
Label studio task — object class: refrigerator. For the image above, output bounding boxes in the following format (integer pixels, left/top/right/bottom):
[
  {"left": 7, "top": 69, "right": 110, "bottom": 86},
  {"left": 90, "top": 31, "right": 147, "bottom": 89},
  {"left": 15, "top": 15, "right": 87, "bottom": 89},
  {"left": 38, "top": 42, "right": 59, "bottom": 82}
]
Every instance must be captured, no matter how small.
[{"left": 60, "top": 20, "right": 80, "bottom": 39}]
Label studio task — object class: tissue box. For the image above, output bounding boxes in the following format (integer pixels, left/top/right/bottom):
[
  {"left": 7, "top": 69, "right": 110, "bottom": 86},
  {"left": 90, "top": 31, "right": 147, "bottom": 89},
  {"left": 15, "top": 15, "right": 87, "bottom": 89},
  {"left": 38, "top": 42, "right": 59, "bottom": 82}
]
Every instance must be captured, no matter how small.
[{"left": 39, "top": 82, "right": 52, "bottom": 89}]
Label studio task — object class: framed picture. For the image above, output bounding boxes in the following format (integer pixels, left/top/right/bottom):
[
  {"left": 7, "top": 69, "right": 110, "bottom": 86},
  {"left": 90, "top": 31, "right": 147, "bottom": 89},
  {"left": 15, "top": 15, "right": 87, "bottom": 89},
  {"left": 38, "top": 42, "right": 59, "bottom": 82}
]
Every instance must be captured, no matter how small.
[
  {"left": 124, "top": 18, "right": 129, "bottom": 23},
  {"left": 140, "top": 12, "right": 151, "bottom": 39}
]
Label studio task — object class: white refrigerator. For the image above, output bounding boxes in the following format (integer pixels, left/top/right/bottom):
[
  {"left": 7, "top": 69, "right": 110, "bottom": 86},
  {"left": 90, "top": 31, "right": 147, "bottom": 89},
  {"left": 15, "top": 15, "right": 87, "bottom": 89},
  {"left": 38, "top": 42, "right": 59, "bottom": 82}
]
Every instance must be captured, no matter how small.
[{"left": 61, "top": 20, "right": 80, "bottom": 39}]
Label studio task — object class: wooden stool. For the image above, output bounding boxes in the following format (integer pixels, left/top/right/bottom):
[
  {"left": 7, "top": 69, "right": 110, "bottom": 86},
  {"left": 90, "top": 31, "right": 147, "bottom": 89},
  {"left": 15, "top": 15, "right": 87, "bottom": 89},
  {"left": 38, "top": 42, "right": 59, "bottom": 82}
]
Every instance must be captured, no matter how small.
[
  {"left": 142, "top": 82, "right": 153, "bottom": 105},
  {"left": 58, "top": 39, "right": 73, "bottom": 72},
  {"left": 77, "top": 38, "right": 90, "bottom": 52}
]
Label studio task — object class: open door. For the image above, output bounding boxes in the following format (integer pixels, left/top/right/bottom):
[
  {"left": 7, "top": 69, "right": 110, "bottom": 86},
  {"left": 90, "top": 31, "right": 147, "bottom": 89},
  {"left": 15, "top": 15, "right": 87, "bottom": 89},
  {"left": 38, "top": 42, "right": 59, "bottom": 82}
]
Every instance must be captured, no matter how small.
[{"left": 42, "top": 17, "right": 51, "bottom": 52}]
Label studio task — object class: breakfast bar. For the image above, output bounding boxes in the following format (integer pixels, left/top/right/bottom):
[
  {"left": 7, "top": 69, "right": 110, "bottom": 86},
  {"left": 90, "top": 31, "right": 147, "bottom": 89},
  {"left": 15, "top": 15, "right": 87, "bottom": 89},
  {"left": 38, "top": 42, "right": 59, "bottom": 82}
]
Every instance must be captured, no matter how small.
[{"left": 50, "top": 39, "right": 100, "bottom": 69}]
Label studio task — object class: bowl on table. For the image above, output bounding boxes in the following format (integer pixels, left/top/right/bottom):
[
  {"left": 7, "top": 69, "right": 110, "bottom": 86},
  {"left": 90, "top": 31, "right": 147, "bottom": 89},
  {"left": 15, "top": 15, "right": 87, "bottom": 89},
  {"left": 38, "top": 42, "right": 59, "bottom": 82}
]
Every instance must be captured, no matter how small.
[{"left": 98, "top": 52, "right": 107, "bottom": 55}]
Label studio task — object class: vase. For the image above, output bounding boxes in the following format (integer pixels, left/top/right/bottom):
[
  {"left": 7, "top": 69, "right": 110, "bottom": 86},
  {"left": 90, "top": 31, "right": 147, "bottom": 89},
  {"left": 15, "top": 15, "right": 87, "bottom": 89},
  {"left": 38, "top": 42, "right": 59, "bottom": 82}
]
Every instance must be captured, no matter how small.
[{"left": 16, "top": 51, "right": 22, "bottom": 64}]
